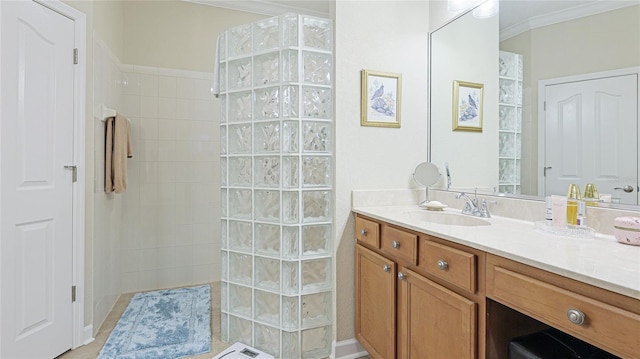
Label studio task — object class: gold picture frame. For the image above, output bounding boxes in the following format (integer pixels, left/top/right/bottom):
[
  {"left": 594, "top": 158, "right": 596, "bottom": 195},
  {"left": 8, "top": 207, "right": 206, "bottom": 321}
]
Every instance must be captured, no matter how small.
[
  {"left": 361, "top": 69, "right": 402, "bottom": 128},
  {"left": 452, "top": 80, "right": 483, "bottom": 132}
]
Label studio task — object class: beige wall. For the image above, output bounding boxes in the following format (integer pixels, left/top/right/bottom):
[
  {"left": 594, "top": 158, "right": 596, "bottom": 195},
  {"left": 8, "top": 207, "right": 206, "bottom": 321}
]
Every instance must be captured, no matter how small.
[
  {"left": 430, "top": 9, "right": 499, "bottom": 192},
  {"left": 500, "top": 5, "right": 640, "bottom": 195},
  {"left": 122, "top": 1, "right": 266, "bottom": 72},
  {"left": 63, "top": 0, "right": 125, "bottom": 329},
  {"left": 334, "top": 0, "right": 430, "bottom": 341}
]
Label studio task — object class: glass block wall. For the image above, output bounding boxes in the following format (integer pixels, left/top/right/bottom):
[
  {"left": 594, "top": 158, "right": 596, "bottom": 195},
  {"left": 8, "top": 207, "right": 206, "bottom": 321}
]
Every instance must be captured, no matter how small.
[
  {"left": 498, "top": 50, "right": 523, "bottom": 194},
  {"left": 218, "top": 14, "right": 334, "bottom": 359}
]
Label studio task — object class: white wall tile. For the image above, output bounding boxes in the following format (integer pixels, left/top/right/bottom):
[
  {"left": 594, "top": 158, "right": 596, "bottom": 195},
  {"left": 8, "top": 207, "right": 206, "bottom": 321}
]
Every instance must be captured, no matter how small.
[
  {"left": 177, "top": 77, "right": 195, "bottom": 99},
  {"left": 158, "top": 140, "right": 177, "bottom": 162},
  {"left": 122, "top": 95, "right": 141, "bottom": 118},
  {"left": 158, "top": 97, "right": 177, "bottom": 119},
  {"left": 139, "top": 73, "right": 159, "bottom": 97},
  {"left": 122, "top": 72, "right": 141, "bottom": 95},
  {"left": 139, "top": 248, "right": 160, "bottom": 270},
  {"left": 139, "top": 118, "right": 159, "bottom": 140},
  {"left": 194, "top": 79, "right": 214, "bottom": 100},
  {"left": 158, "top": 75, "right": 177, "bottom": 98},
  {"left": 140, "top": 96, "right": 159, "bottom": 118},
  {"left": 157, "top": 162, "right": 176, "bottom": 183},
  {"left": 176, "top": 99, "right": 195, "bottom": 120},
  {"left": 194, "top": 99, "right": 215, "bottom": 121},
  {"left": 119, "top": 65, "right": 221, "bottom": 292}
]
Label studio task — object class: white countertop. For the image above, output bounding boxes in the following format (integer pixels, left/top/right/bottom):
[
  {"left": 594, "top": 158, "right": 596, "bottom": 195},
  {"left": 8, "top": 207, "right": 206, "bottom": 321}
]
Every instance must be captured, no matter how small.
[{"left": 353, "top": 205, "right": 640, "bottom": 300}]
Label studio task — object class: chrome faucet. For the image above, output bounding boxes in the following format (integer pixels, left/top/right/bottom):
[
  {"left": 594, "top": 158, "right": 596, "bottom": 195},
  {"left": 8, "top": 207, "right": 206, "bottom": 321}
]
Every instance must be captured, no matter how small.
[{"left": 456, "top": 191, "right": 492, "bottom": 218}]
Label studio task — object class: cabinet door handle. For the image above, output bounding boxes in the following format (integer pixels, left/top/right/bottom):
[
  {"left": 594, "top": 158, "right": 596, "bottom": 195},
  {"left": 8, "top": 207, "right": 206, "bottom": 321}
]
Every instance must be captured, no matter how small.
[
  {"left": 437, "top": 260, "right": 449, "bottom": 271},
  {"left": 360, "top": 228, "right": 367, "bottom": 236},
  {"left": 383, "top": 264, "right": 391, "bottom": 273},
  {"left": 392, "top": 240, "right": 401, "bottom": 248},
  {"left": 398, "top": 272, "right": 407, "bottom": 281},
  {"left": 566, "top": 308, "right": 586, "bottom": 325}
]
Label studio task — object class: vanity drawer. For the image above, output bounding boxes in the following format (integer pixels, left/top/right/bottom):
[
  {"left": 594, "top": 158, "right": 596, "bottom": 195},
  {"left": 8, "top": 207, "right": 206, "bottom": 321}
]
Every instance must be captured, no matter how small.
[
  {"left": 487, "top": 261, "right": 640, "bottom": 358},
  {"left": 355, "top": 216, "right": 380, "bottom": 248},
  {"left": 419, "top": 239, "right": 477, "bottom": 293},
  {"left": 381, "top": 225, "right": 418, "bottom": 264}
]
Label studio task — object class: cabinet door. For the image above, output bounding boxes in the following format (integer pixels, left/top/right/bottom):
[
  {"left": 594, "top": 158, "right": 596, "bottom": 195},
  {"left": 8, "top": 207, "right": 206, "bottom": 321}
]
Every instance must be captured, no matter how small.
[
  {"left": 398, "top": 267, "right": 477, "bottom": 359},
  {"left": 356, "top": 245, "right": 396, "bottom": 359}
]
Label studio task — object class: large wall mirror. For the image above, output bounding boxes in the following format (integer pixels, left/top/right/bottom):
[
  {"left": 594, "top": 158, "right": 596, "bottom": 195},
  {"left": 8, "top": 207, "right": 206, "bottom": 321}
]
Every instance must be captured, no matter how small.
[{"left": 429, "top": 0, "right": 640, "bottom": 208}]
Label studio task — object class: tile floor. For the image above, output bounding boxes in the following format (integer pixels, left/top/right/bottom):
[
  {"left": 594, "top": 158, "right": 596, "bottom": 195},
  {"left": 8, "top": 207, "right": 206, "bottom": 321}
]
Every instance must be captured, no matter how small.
[{"left": 57, "top": 282, "right": 370, "bottom": 359}]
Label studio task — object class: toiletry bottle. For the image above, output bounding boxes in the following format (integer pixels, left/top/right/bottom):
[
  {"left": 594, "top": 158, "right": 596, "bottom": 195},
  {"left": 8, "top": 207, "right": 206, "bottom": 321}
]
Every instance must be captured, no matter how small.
[
  {"left": 576, "top": 201, "right": 587, "bottom": 227},
  {"left": 566, "top": 184, "right": 581, "bottom": 226},
  {"left": 545, "top": 196, "right": 553, "bottom": 226},
  {"left": 583, "top": 183, "right": 599, "bottom": 206}
]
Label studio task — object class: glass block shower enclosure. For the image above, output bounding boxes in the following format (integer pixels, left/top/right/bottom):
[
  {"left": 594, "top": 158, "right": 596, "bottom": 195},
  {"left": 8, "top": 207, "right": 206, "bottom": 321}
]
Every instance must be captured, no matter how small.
[{"left": 218, "top": 14, "right": 333, "bottom": 359}]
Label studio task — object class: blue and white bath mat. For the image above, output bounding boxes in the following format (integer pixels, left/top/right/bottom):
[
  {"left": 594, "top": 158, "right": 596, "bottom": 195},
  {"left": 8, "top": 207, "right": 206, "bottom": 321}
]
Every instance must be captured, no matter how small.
[{"left": 98, "top": 285, "right": 211, "bottom": 359}]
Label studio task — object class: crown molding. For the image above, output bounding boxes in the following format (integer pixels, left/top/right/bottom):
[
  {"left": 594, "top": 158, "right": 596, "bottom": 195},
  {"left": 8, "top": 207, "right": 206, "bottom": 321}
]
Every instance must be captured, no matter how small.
[
  {"left": 182, "top": 0, "right": 329, "bottom": 18},
  {"left": 500, "top": 1, "right": 638, "bottom": 42}
]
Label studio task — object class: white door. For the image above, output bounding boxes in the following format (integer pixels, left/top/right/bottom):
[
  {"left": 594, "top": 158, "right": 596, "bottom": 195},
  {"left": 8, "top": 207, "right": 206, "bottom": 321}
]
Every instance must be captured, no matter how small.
[
  {"left": 1, "top": 1, "right": 75, "bottom": 357},
  {"left": 544, "top": 74, "right": 638, "bottom": 205}
]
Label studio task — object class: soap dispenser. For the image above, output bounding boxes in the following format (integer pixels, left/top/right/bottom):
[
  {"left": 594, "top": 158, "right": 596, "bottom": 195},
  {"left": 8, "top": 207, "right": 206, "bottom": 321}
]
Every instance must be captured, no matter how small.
[{"left": 566, "top": 184, "right": 581, "bottom": 226}]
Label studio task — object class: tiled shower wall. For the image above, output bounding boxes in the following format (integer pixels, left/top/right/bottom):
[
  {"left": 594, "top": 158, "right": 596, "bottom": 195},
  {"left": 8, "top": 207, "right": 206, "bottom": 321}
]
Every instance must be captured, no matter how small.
[
  {"left": 93, "top": 36, "right": 124, "bottom": 333},
  {"left": 118, "top": 65, "right": 220, "bottom": 293}
]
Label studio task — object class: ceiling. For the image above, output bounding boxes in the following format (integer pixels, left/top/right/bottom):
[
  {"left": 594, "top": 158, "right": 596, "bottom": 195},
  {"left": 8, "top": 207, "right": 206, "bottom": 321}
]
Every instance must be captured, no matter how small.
[{"left": 185, "top": 0, "right": 331, "bottom": 17}]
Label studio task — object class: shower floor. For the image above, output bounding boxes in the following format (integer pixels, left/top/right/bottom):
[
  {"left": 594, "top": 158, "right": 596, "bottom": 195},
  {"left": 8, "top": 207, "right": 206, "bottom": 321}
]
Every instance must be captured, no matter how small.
[{"left": 57, "top": 282, "right": 229, "bottom": 359}]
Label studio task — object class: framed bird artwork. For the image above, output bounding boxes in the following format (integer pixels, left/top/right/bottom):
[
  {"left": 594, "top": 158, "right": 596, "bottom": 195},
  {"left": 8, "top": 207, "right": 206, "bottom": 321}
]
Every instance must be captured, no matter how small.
[
  {"left": 361, "top": 69, "right": 402, "bottom": 128},
  {"left": 452, "top": 80, "right": 484, "bottom": 132}
]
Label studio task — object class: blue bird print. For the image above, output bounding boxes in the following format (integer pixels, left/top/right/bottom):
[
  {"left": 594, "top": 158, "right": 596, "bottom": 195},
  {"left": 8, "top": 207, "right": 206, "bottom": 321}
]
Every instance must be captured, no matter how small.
[
  {"left": 468, "top": 94, "right": 477, "bottom": 110},
  {"left": 370, "top": 83, "right": 384, "bottom": 100}
]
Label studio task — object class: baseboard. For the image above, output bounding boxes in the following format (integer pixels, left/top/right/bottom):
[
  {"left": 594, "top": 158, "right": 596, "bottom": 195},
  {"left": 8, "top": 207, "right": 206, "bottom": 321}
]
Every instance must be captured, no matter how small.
[
  {"left": 333, "top": 339, "right": 368, "bottom": 359},
  {"left": 82, "top": 325, "right": 95, "bottom": 346}
]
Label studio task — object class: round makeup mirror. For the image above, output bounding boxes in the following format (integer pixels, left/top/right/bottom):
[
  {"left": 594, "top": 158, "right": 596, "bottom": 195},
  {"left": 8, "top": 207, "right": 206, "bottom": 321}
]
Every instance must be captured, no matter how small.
[{"left": 413, "top": 162, "right": 441, "bottom": 207}]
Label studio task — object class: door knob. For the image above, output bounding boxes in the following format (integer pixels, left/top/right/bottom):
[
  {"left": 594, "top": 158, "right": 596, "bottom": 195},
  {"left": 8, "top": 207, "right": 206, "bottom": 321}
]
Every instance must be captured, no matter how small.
[
  {"left": 398, "top": 272, "right": 407, "bottom": 281},
  {"left": 614, "top": 185, "right": 634, "bottom": 193},
  {"left": 392, "top": 241, "right": 401, "bottom": 248}
]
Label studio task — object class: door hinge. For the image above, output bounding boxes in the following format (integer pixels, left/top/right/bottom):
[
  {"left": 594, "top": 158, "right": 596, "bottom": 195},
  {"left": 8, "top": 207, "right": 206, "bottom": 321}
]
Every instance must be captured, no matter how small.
[
  {"left": 64, "top": 165, "right": 77, "bottom": 182},
  {"left": 72, "top": 286, "right": 76, "bottom": 302},
  {"left": 73, "top": 48, "right": 78, "bottom": 64},
  {"left": 544, "top": 101, "right": 546, "bottom": 111}
]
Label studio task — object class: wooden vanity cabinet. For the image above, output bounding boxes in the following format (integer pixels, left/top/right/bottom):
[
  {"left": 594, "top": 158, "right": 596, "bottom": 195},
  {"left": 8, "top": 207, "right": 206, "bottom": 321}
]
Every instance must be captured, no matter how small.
[
  {"left": 355, "top": 245, "right": 396, "bottom": 359},
  {"left": 355, "top": 215, "right": 482, "bottom": 359}
]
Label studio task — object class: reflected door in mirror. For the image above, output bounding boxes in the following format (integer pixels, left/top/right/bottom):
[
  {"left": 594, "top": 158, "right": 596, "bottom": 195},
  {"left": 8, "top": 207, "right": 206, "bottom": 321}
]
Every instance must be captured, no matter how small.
[{"left": 543, "top": 74, "right": 638, "bottom": 205}]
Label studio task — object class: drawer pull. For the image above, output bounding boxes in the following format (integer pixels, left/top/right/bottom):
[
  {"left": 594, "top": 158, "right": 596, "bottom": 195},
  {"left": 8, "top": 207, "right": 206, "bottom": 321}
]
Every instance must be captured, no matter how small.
[
  {"left": 383, "top": 264, "right": 391, "bottom": 273},
  {"left": 437, "top": 259, "right": 449, "bottom": 271},
  {"left": 392, "top": 240, "right": 401, "bottom": 248},
  {"left": 360, "top": 229, "right": 367, "bottom": 236},
  {"left": 398, "top": 272, "right": 407, "bottom": 281},
  {"left": 567, "top": 308, "right": 586, "bottom": 325}
]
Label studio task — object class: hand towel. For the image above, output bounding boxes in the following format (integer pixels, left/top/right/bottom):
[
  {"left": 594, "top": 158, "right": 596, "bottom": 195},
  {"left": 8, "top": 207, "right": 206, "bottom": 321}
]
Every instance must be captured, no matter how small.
[{"left": 105, "top": 113, "right": 133, "bottom": 193}]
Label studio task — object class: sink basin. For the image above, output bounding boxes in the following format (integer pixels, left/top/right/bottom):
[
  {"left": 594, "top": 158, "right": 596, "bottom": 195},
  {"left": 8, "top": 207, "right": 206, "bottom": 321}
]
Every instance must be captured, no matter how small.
[{"left": 406, "top": 210, "right": 491, "bottom": 227}]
